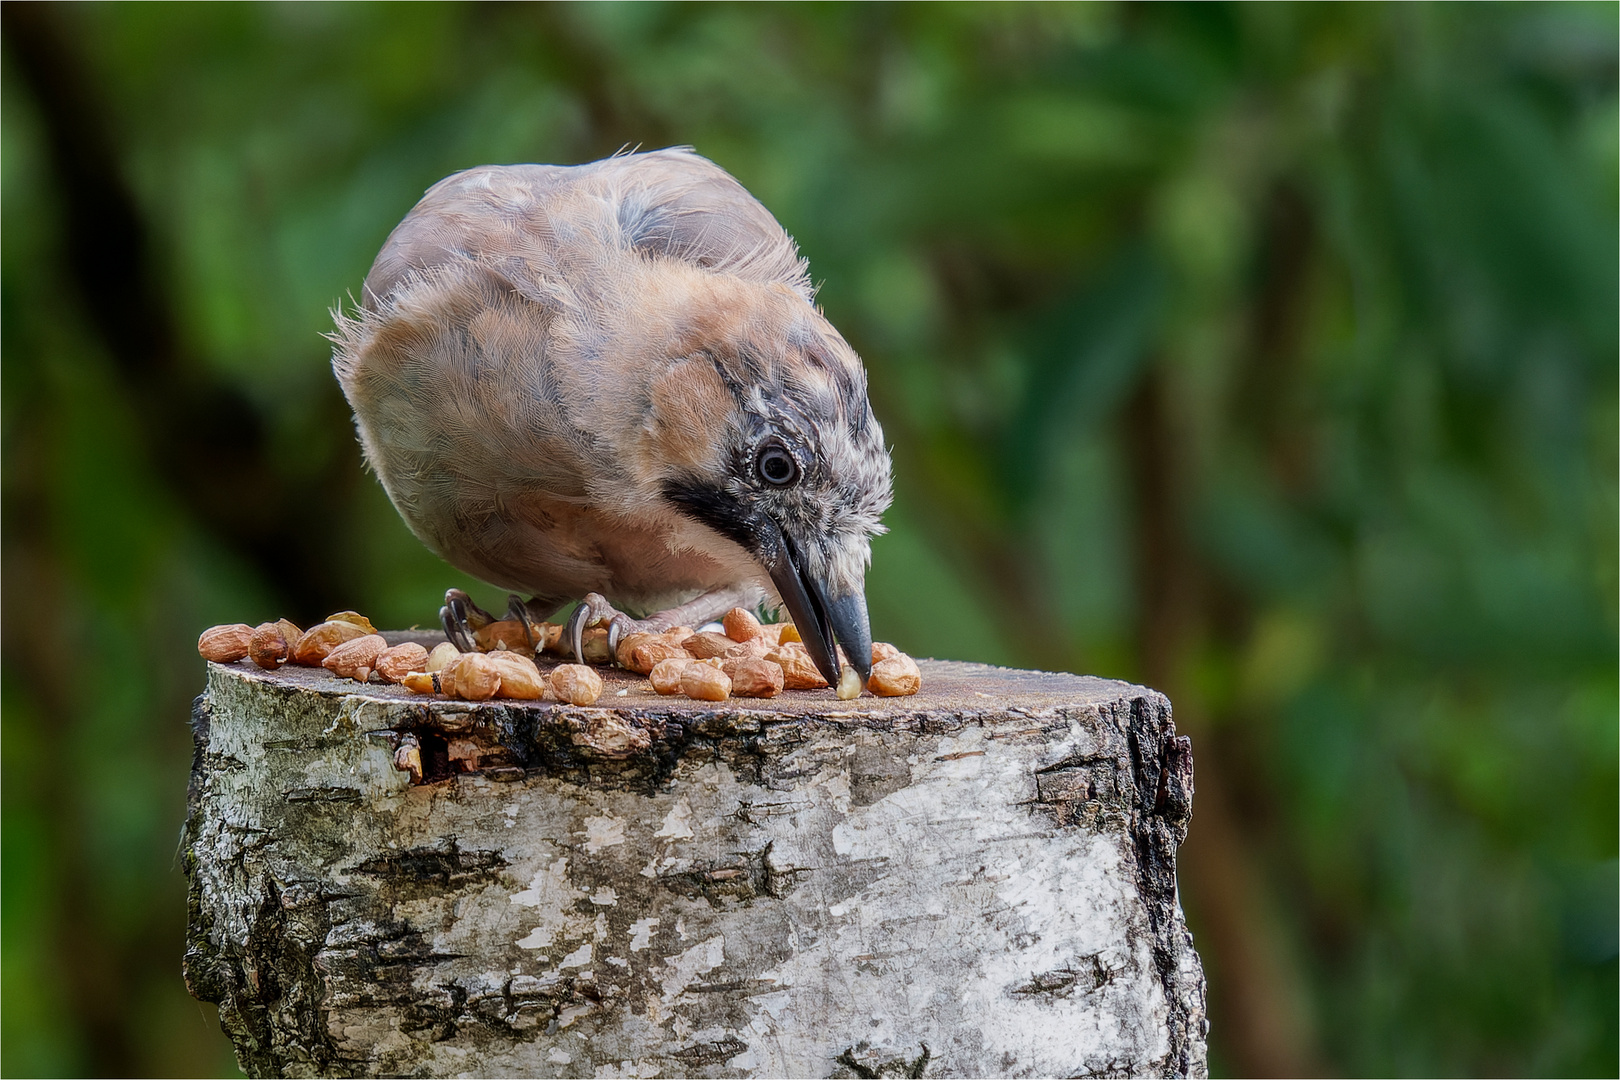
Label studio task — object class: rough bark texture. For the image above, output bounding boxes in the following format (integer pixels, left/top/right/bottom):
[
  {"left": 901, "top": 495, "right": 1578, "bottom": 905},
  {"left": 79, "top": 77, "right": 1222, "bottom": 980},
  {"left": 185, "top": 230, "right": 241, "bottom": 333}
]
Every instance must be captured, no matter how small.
[{"left": 183, "top": 633, "right": 1207, "bottom": 1078}]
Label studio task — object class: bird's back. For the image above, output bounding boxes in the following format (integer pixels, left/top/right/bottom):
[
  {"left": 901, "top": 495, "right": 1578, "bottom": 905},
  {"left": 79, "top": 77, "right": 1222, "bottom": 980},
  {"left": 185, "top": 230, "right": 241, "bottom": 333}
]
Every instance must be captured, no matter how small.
[{"left": 359, "top": 150, "right": 812, "bottom": 314}]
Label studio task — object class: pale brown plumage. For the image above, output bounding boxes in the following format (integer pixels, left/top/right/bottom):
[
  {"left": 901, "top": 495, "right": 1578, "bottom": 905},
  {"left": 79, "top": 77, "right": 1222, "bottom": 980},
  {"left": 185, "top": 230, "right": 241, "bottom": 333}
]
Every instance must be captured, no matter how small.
[{"left": 331, "top": 148, "right": 892, "bottom": 683}]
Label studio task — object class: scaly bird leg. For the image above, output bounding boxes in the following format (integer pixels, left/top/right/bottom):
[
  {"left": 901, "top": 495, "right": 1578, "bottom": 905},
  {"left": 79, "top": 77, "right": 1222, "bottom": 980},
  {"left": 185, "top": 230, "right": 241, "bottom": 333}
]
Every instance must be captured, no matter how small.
[{"left": 566, "top": 584, "right": 768, "bottom": 665}]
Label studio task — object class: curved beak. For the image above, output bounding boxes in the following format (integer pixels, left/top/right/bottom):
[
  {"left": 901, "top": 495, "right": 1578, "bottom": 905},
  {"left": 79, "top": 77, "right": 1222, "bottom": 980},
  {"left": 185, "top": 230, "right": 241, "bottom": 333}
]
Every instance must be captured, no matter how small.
[{"left": 761, "top": 521, "right": 872, "bottom": 688}]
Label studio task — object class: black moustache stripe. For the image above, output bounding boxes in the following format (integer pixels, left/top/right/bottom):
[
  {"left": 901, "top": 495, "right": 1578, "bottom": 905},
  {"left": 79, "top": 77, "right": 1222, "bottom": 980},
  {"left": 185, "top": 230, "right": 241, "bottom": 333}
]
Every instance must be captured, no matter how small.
[{"left": 661, "top": 476, "right": 761, "bottom": 553}]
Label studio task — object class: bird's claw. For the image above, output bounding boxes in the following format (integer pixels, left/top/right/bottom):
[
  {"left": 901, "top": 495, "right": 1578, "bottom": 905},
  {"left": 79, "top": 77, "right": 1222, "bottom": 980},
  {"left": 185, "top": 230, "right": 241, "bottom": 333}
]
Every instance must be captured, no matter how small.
[
  {"left": 440, "top": 588, "right": 498, "bottom": 653},
  {"left": 606, "top": 616, "right": 634, "bottom": 656},
  {"left": 566, "top": 602, "right": 591, "bottom": 667},
  {"left": 505, "top": 594, "right": 539, "bottom": 652},
  {"left": 567, "top": 592, "right": 642, "bottom": 664}
]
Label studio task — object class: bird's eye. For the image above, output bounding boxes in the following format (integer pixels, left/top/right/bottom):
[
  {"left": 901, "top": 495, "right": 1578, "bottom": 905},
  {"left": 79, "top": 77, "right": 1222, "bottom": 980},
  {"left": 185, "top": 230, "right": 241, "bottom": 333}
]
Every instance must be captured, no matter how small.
[{"left": 756, "top": 445, "right": 799, "bottom": 487}]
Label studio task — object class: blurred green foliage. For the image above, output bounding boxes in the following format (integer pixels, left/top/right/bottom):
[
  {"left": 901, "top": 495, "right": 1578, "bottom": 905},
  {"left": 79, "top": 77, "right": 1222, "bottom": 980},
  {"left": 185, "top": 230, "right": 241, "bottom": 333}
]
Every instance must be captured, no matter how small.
[{"left": 2, "top": 3, "right": 1614, "bottom": 1077}]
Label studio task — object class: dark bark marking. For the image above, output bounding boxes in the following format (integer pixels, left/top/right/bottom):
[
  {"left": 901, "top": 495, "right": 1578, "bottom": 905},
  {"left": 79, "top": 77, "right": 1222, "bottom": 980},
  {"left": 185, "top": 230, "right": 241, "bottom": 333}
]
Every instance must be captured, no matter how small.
[
  {"left": 352, "top": 840, "right": 509, "bottom": 898},
  {"left": 835, "top": 1040, "right": 932, "bottom": 1078},
  {"left": 671, "top": 1035, "right": 749, "bottom": 1065}
]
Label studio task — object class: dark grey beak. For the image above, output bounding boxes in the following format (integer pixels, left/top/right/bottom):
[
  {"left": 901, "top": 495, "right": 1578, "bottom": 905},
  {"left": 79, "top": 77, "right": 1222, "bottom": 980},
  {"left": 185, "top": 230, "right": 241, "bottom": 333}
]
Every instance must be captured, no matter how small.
[{"left": 762, "top": 522, "right": 873, "bottom": 688}]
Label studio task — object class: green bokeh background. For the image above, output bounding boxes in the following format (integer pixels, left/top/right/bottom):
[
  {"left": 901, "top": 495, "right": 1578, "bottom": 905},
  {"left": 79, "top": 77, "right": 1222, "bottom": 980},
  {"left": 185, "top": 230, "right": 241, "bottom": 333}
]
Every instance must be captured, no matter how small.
[{"left": 2, "top": 3, "right": 1614, "bottom": 1076}]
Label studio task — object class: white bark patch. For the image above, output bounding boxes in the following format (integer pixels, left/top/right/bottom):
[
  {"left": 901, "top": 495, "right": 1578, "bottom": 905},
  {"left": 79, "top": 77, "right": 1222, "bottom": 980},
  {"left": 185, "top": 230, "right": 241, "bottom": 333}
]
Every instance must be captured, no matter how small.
[
  {"left": 582, "top": 815, "right": 628, "bottom": 852},
  {"left": 652, "top": 799, "right": 695, "bottom": 840},
  {"left": 659, "top": 935, "right": 726, "bottom": 1007},
  {"left": 628, "top": 917, "right": 659, "bottom": 952},
  {"left": 510, "top": 856, "right": 586, "bottom": 951}
]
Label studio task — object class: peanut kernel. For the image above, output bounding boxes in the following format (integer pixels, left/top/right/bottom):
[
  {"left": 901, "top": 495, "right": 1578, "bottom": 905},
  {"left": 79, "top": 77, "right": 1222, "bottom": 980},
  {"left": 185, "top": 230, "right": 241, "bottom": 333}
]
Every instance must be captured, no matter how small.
[
  {"left": 198, "top": 624, "right": 253, "bottom": 663},
  {"left": 249, "top": 620, "right": 298, "bottom": 670},
  {"left": 550, "top": 664, "right": 604, "bottom": 706},
  {"left": 447, "top": 653, "right": 500, "bottom": 701},
  {"left": 836, "top": 665, "right": 863, "bottom": 700},
  {"left": 326, "top": 611, "right": 377, "bottom": 633},
  {"left": 322, "top": 634, "right": 387, "bottom": 682},
  {"left": 766, "top": 642, "right": 830, "bottom": 690},
  {"left": 485, "top": 651, "right": 544, "bottom": 700},
  {"left": 399, "top": 671, "right": 436, "bottom": 695},
  {"left": 679, "top": 663, "right": 731, "bottom": 702},
  {"left": 291, "top": 620, "right": 368, "bottom": 666},
  {"left": 393, "top": 736, "right": 423, "bottom": 783},
  {"left": 648, "top": 657, "right": 692, "bottom": 694},
  {"left": 580, "top": 627, "right": 612, "bottom": 665},
  {"left": 374, "top": 642, "right": 431, "bottom": 684},
  {"left": 725, "top": 657, "right": 784, "bottom": 698},
  {"left": 869, "top": 653, "right": 921, "bottom": 697},
  {"left": 474, "top": 619, "right": 532, "bottom": 654},
  {"left": 682, "top": 631, "right": 735, "bottom": 659},
  {"left": 722, "top": 607, "right": 763, "bottom": 642}
]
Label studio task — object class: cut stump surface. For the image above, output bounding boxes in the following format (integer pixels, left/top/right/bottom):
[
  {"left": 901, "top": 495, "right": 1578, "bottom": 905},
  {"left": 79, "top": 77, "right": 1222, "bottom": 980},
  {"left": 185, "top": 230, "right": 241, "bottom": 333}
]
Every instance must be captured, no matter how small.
[{"left": 183, "top": 633, "right": 1208, "bottom": 1078}]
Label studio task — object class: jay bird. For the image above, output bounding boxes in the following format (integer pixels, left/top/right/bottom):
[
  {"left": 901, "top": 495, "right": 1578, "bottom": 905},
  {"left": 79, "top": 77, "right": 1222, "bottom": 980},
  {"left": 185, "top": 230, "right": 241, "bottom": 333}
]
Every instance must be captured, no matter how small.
[{"left": 331, "top": 148, "right": 892, "bottom": 687}]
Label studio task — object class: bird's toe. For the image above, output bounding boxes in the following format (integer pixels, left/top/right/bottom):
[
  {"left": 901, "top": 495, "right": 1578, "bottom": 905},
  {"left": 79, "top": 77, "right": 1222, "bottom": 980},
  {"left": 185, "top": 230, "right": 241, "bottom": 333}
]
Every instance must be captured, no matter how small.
[{"left": 441, "top": 588, "right": 499, "bottom": 653}]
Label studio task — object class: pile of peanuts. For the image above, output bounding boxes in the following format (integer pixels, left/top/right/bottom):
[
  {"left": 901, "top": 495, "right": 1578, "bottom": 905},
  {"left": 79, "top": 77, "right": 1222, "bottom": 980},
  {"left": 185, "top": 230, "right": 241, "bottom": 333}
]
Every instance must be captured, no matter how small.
[
  {"left": 617, "top": 606, "right": 920, "bottom": 702},
  {"left": 196, "top": 613, "right": 604, "bottom": 705},
  {"left": 197, "top": 605, "right": 921, "bottom": 708}
]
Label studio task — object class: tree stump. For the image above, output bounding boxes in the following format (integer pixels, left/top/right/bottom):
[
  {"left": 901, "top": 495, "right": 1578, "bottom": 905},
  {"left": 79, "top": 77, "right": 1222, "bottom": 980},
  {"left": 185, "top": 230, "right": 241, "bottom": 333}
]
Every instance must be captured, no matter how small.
[{"left": 183, "top": 633, "right": 1207, "bottom": 1078}]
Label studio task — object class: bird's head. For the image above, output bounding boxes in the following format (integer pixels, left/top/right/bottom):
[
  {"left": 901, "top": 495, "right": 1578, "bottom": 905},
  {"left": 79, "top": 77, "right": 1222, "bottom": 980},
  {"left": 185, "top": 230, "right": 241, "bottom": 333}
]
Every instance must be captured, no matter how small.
[{"left": 637, "top": 279, "right": 892, "bottom": 686}]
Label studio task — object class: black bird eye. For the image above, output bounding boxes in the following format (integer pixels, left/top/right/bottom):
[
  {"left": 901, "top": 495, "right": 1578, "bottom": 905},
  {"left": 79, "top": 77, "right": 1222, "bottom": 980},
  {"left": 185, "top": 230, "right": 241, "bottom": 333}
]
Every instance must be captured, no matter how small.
[{"left": 756, "top": 445, "right": 799, "bottom": 487}]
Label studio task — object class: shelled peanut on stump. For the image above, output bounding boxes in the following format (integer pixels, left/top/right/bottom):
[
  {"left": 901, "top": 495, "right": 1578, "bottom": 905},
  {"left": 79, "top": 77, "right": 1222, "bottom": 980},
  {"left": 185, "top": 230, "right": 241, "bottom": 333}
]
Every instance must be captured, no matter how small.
[
  {"left": 292, "top": 620, "right": 369, "bottom": 665},
  {"left": 198, "top": 624, "right": 254, "bottom": 663},
  {"left": 443, "top": 653, "right": 501, "bottom": 701},
  {"left": 723, "top": 657, "right": 784, "bottom": 698},
  {"left": 766, "top": 642, "right": 829, "bottom": 690},
  {"left": 471, "top": 620, "right": 531, "bottom": 653},
  {"left": 679, "top": 663, "right": 731, "bottom": 702},
  {"left": 325, "top": 611, "right": 377, "bottom": 633},
  {"left": 484, "top": 652, "right": 545, "bottom": 700},
  {"left": 615, "top": 632, "right": 690, "bottom": 675},
  {"left": 551, "top": 664, "right": 604, "bottom": 706},
  {"left": 836, "top": 665, "right": 863, "bottom": 700},
  {"left": 869, "top": 652, "right": 922, "bottom": 697},
  {"left": 681, "top": 631, "right": 735, "bottom": 660},
  {"left": 579, "top": 627, "right": 612, "bottom": 664},
  {"left": 322, "top": 635, "right": 388, "bottom": 682},
  {"left": 374, "top": 642, "right": 430, "bottom": 684},
  {"left": 247, "top": 620, "right": 302, "bottom": 670},
  {"left": 648, "top": 658, "right": 690, "bottom": 695},
  {"left": 722, "top": 607, "right": 764, "bottom": 642},
  {"left": 721, "top": 638, "right": 771, "bottom": 663},
  {"left": 399, "top": 671, "right": 436, "bottom": 696}
]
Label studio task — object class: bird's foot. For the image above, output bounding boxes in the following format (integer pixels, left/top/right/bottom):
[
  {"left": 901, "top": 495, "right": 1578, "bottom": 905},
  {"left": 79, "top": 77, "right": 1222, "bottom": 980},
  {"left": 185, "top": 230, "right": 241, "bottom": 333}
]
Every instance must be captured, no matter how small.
[
  {"left": 440, "top": 588, "right": 557, "bottom": 655},
  {"left": 565, "top": 585, "right": 771, "bottom": 666},
  {"left": 566, "top": 593, "right": 645, "bottom": 665},
  {"left": 440, "top": 588, "right": 499, "bottom": 653}
]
